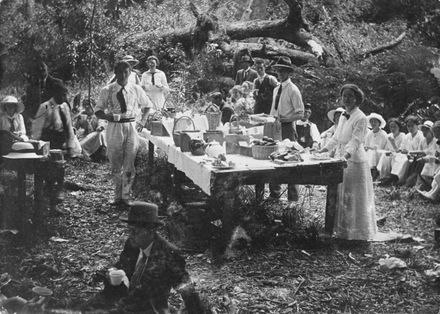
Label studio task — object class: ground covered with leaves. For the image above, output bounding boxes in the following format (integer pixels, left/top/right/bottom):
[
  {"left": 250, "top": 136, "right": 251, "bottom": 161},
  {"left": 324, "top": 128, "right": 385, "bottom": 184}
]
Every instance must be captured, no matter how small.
[{"left": 1, "top": 158, "right": 440, "bottom": 313}]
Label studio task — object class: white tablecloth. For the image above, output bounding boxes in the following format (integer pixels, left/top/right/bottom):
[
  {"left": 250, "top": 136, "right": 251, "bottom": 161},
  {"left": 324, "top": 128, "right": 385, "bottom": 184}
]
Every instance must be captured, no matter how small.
[{"left": 140, "top": 130, "right": 342, "bottom": 195}]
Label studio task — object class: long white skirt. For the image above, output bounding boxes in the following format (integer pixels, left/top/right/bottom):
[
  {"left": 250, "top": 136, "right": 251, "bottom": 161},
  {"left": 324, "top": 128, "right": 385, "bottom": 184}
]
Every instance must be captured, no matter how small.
[
  {"left": 377, "top": 153, "right": 392, "bottom": 179},
  {"left": 334, "top": 160, "right": 377, "bottom": 241},
  {"left": 391, "top": 153, "right": 409, "bottom": 181},
  {"left": 80, "top": 131, "right": 107, "bottom": 157}
]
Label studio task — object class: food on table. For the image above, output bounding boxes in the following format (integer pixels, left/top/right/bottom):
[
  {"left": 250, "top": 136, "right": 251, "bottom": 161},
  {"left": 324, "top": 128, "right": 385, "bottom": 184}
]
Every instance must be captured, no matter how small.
[
  {"left": 311, "top": 152, "right": 331, "bottom": 160},
  {"left": 251, "top": 136, "right": 277, "bottom": 146},
  {"left": 270, "top": 150, "right": 303, "bottom": 162}
]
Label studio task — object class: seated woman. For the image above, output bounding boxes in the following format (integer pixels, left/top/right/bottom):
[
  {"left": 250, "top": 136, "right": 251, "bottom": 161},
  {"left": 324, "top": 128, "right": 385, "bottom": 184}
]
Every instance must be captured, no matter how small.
[
  {"left": 377, "top": 118, "right": 405, "bottom": 184},
  {"left": 412, "top": 121, "right": 440, "bottom": 188},
  {"left": 320, "top": 107, "right": 344, "bottom": 152},
  {"left": 388, "top": 115, "right": 424, "bottom": 185},
  {"left": 0, "top": 96, "right": 28, "bottom": 141},
  {"left": 32, "top": 81, "right": 81, "bottom": 158},
  {"left": 74, "top": 99, "right": 107, "bottom": 161},
  {"left": 417, "top": 121, "right": 440, "bottom": 200},
  {"left": 365, "top": 113, "right": 388, "bottom": 179}
]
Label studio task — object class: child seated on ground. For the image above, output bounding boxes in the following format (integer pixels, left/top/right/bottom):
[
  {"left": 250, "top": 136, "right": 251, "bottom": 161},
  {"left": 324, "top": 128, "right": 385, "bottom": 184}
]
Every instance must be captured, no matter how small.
[
  {"left": 365, "top": 113, "right": 387, "bottom": 180},
  {"left": 377, "top": 118, "right": 405, "bottom": 184},
  {"left": 0, "top": 96, "right": 28, "bottom": 141}
]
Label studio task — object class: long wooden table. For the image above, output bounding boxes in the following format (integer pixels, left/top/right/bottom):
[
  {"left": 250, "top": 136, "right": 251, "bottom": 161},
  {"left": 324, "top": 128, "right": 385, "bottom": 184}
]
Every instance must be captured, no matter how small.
[{"left": 140, "top": 130, "right": 346, "bottom": 249}]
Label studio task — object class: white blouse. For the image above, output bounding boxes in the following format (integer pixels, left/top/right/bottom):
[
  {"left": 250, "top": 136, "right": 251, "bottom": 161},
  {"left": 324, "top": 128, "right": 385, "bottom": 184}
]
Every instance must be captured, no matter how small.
[{"left": 325, "top": 107, "right": 368, "bottom": 163}]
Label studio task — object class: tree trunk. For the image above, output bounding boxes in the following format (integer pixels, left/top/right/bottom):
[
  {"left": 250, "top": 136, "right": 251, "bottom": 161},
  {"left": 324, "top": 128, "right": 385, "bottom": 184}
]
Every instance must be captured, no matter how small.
[
  {"left": 218, "top": 42, "right": 317, "bottom": 66},
  {"left": 140, "top": 0, "right": 328, "bottom": 63}
]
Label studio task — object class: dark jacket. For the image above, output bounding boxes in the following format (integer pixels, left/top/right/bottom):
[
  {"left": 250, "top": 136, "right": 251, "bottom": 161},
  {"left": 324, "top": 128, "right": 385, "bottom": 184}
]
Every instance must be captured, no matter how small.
[
  {"left": 235, "top": 68, "right": 258, "bottom": 85},
  {"left": 253, "top": 75, "right": 277, "bottom": 114},
  {"left": 115, "top": 234, "right": 191, "bottom": 313}
]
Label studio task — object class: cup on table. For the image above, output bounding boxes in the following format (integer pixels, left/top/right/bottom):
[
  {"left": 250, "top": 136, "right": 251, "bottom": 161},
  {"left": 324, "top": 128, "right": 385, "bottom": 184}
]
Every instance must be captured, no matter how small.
[
  {"left": 113, "top": 114, "right": 121, "bottom": 122},
  {"left": 109, "top": 269, "right": 125, "bottom": 286}
]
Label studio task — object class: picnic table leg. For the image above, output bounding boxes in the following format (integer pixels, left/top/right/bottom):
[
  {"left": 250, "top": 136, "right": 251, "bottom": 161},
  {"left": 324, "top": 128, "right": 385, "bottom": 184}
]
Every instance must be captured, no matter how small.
[
  {"left": 16, "top": 162, "right": 28, "bottom": 237},
  {"left": 148, "top": 140, "right": 154, "bottom": 168},
  {"left": 33, "top": 161, "right": 44, "bottom": 225},
  {"left": 212, "top": 175, "right": 240, "bottom": 253},
  {"left": 255, "top": 183, "right": 264, "bottom": 203},
  {"left": 325, "top": 184, "right": 338, "bottom": 234}
]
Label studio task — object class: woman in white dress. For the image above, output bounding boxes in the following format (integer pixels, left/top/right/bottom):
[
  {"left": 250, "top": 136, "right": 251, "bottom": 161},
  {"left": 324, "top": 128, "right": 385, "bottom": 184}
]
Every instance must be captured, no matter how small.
[
  {"left": 377, "top": 118, "right": 405, "bottom": 183},
  {"left": 140, "top": 56, "right": 169, "bottom": 110},
  {"left": 417, "top": 121, "right": 440, "bottom": 200},
  {"left": 365, "top": 113, "right": 388, "bottom": 178},
  {"left": 320, "top": 107, "right": 344, "bottom": 150},
  {"left": 390, "top": 115, "right": 424, "bottom": 185},
  {"left": 319, "top": 84, "right": 377, "bottom": 241}
]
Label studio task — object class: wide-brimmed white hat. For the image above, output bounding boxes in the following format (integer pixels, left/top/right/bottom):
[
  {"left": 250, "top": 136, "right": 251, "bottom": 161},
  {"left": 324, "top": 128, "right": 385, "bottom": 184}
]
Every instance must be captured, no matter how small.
[
  {"left": 367, "top": 113, "right": 386, "bottom": 129},
  {"left": 421, "top": 120, "right": 434, "bottom": 130},
  {"left": 0, "top": 96, "right": 24, "bottom": 114},
  {"left": 122, "top": 55, "right": 139, "bottom": 66},
  {"left": 2, "top": 142, "right": 43, "bottom": 159},
  {"left": 327, "top": 107, "right": 345, "bottom": 123}
]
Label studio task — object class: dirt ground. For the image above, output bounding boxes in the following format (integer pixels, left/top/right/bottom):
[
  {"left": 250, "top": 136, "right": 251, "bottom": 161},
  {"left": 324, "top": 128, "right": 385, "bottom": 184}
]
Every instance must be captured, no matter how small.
[{"left": 1, "top": 158, "right": 440, "bottom": 313}]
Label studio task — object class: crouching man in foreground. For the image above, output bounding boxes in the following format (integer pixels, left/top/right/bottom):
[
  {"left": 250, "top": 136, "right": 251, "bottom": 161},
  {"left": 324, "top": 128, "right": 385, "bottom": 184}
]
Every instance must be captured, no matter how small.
[{"left": 85, "top": 201, "right": 206, "bottom": 313}]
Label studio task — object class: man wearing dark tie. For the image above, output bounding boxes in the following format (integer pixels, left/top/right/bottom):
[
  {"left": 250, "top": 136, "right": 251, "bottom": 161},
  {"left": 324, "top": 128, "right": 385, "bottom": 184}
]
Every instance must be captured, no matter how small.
[
  {"left": 88, "top": 202, "right": 205, "bottom": 313},
  {"left": 141, "top": 55, "right": 169, "bottom": 110},
  {"left": 235, "top": 54, "right": 258, "bottom": 85},
  {"left": 269, "top": 56, "right": 304, "bottom": 201},
  {"left": 96, "top": 61, "right": 153, "bottom": 207}
]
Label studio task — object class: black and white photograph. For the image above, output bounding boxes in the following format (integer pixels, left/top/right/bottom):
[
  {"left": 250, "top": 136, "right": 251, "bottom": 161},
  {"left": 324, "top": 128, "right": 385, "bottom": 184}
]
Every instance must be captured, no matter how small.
[{"left": 1, "top": 0, "right": 440, "bottom": 313}]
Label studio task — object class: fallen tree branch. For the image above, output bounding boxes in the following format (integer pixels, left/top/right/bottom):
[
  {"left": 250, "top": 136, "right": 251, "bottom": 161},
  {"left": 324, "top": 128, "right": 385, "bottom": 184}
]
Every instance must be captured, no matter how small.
[
  {"left": 218, "top": 41, "right": 317, "bottom": 65},
  {"left": 359, "top": 32, "right": 406, "bottom": 59}
]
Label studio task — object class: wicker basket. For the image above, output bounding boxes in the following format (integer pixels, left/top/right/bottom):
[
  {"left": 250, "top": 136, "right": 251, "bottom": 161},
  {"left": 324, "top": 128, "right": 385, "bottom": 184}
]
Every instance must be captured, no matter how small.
[
  {"left": 172, "top": 116, "right": 196, "bottom": 147},
  {"left": 252, "top": 144, "right": 278, "bottom": 160},
  {"left": 145, "top": 111, "right": 163, "bottom": 131},
  {"left": 205, "top": 104, "right": 222, "bottom": 131},
  {"left": 229, "top": 114, "right": 242, "bottom": 134}
]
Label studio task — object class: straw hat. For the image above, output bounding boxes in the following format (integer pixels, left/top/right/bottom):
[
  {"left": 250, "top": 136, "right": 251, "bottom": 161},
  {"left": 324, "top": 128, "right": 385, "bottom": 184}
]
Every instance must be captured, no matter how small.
[
  {"left": 122, "top": 55, "right": 139, "bottom": 66},
  {"left": 327, "top": 107, "right": 345, "bottom": 123},
  {"left": 0, "top": 96, "right": 24, "bottom": 114},
  {"left": 147, "top": 55, "right": 160, "bottom": 67},
  {"left": 2, "top": 142, "right": 43, "bottom": 159},
  {"left": 421, "top": 120, "right": 434, "bottom": 130},
  {"left": 367, "top": 113, "right": 386, "bottom": 129}
]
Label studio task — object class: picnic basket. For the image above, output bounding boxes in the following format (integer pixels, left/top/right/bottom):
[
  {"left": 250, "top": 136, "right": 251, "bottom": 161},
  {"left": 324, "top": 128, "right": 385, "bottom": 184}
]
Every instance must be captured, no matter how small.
[
  {"left": 145, "top": 111, "right": 162, "bottom": 132},
  {"left": 252, "top": 144, "right": 278, "bottom": 160},
  {"left": 205, "top": 104, "right": 222, "bottom": 131},
  {"left": 229, "top": 114, "right": 242, "bottom": 134},
  {"left": 172, "top": 116, "right": 197, "bottom": 148}
]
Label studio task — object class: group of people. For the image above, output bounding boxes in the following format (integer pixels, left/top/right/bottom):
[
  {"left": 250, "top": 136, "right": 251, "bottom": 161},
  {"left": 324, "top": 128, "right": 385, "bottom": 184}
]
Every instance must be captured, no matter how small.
[{"left": 3, "top": 49, "right": 440, "bottom": 312}]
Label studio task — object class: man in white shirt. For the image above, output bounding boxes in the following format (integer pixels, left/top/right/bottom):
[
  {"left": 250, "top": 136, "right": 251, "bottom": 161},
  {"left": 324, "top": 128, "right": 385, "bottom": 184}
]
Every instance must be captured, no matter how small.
[
  {"left": 96, "top": 61, "right": 153, "bottom": 207},
  {"left": 140, "top": 55, "right": 169, "bottom": 110},
  {"left": 269, "top": 56, "right": 305, "bottom": 201},
  {"left": 295, "top": 103, "right": 320, "bottom": 149}
]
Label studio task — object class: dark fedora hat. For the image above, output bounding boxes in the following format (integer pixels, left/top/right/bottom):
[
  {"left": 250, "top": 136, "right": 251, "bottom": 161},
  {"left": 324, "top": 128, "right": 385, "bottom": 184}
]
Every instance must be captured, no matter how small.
[
  {"left": 239, "top": 54, "right": 254, "bottom": 65},
  {"left": 272, "top": 56, "right": 294, "bottom": 71},
  {"left": 120, "top": 201, "right": 162, "bottom": 228}
]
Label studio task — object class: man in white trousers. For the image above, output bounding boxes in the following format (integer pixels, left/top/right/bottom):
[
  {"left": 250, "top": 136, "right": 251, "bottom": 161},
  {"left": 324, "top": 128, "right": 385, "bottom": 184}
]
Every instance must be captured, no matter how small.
[{"left": 95, "top": 61, "right": 153, "bottom": 207}]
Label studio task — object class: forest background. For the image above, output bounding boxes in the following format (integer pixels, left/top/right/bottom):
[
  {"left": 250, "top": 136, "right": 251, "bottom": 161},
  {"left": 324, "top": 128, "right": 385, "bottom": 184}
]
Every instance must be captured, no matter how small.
[{"left": 1, "top": 0, "right": 440, "bottom": 130}]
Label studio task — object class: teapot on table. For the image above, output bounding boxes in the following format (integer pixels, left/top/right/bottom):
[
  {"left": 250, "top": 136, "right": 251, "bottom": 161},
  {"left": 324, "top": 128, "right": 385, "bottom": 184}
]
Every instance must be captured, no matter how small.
[{"left": 205, "top": 140, "right": 226, "bottom": 158}]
